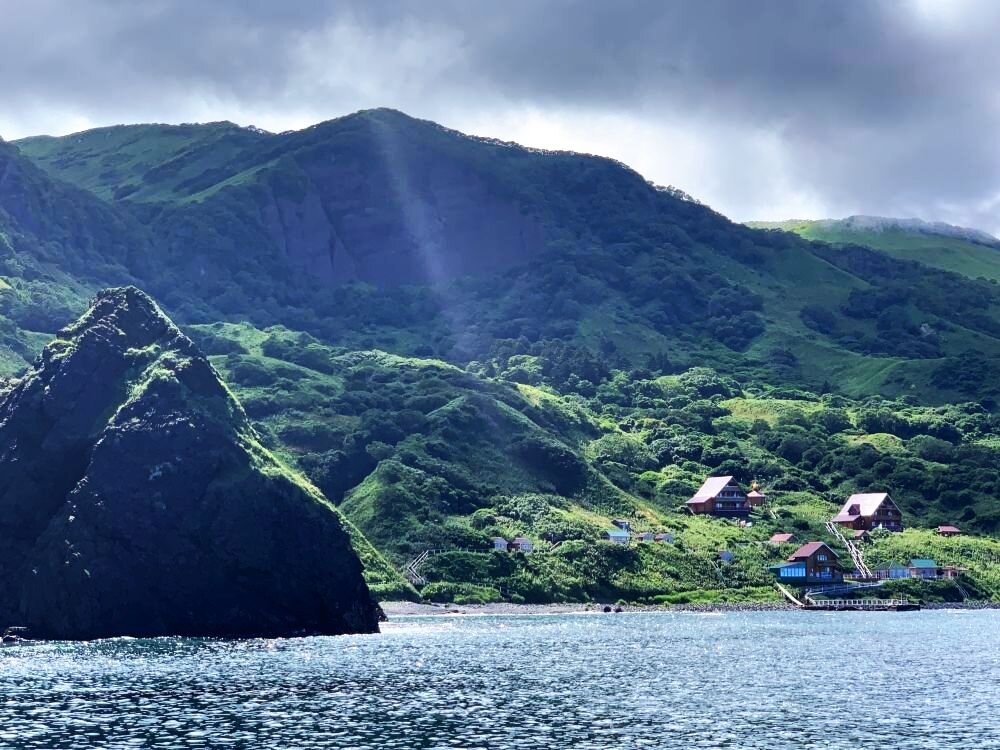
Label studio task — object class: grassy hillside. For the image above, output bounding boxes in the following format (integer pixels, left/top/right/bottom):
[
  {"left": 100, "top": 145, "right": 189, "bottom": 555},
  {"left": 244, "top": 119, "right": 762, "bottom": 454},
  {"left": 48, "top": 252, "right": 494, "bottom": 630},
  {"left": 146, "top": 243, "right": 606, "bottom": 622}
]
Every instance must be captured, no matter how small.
[
  {"left": 0, "top": 140, "right": 152, "bottom": 374},
  {"left": 15, "top": 122, "right": 272, "bottom": 204},
  {"left": 181, "top": 321, "right": 1000, "bottom": 602},
  {"left": 750, "top": 219, "right": 1000, "bottom": 282}
]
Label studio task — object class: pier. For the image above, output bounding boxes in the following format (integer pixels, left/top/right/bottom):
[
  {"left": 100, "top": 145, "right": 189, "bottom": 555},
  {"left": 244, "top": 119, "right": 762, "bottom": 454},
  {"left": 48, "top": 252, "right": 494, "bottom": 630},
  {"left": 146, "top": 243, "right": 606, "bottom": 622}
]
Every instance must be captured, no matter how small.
[{"left": 803, "top": 598, "right": 920, "bottom": 612}]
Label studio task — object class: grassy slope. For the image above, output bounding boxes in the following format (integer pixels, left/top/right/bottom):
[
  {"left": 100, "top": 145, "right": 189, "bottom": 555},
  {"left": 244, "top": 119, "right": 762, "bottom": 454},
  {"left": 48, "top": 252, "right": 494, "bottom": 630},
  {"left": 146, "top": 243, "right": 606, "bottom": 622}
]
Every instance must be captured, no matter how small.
[
  {"left": 15, "top": 123, "right": 272, "bottom": 203},
  {"left": 751, "top": 220, "right": 1000, "bottom": 282}
]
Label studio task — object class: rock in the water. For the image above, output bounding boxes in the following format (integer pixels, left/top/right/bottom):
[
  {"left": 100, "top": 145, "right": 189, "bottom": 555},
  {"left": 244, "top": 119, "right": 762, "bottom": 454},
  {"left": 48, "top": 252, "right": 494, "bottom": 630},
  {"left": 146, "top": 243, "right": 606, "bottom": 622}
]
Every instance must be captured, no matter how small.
[{"left": 0, "top": 287, "right": 380, "bottom": 639}]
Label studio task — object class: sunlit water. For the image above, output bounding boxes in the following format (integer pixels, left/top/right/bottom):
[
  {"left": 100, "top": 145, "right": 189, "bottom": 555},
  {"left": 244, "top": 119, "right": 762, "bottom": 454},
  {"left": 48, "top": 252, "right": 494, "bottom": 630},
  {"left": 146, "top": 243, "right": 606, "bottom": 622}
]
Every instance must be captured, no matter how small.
[{"left": 2, "top": 610, "right": 999, "bottom": 749}]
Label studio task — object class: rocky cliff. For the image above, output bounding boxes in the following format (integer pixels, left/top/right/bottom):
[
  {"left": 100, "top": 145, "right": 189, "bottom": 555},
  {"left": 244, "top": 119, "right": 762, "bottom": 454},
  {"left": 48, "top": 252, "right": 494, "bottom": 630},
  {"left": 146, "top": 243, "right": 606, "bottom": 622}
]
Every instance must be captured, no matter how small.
[{"left": 0, "top": 287, "right": 380, "bottom": 639}]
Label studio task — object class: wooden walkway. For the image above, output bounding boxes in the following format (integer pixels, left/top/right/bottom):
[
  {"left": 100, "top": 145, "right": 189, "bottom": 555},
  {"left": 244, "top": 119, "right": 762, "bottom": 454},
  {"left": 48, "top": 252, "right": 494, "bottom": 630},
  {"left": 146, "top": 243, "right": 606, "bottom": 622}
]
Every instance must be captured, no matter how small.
[{"left": 803, "top": 598, "right": 920, "bottom": 611}]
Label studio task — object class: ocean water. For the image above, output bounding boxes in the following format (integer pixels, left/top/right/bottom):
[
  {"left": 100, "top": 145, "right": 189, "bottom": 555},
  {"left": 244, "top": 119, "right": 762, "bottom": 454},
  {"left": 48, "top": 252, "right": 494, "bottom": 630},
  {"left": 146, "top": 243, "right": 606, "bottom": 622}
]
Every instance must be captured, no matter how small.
[{"left": 1, "top": 610, "right": 998, "bottom": 749}]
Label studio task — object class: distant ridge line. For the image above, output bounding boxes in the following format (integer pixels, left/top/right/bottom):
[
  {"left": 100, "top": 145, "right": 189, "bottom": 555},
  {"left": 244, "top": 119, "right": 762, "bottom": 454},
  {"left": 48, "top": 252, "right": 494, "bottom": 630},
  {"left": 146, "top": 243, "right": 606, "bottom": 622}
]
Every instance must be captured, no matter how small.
[{"left": 749, "top": 215, "right": 999, "bottom": 248}]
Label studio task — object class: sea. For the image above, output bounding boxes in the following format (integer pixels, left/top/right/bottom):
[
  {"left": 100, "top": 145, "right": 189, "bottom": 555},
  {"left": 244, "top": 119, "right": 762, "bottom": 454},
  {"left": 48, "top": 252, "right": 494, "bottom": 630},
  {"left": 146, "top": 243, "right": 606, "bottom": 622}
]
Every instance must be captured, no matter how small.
[{"left": 2, "top": 610, "right": 998, "bottom": 749}]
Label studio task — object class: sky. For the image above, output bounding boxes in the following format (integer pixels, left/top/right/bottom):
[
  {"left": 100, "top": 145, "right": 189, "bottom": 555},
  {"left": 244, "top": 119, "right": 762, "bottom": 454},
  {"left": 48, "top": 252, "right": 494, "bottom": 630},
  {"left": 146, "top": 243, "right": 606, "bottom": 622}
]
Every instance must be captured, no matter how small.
[{"left": 1, "top": 0, "right": 998, "bottom": 236}]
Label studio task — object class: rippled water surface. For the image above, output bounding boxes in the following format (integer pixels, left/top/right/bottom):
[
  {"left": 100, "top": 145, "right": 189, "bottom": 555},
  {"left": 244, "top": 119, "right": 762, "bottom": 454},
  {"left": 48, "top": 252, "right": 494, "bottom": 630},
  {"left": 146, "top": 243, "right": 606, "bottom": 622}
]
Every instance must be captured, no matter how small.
[{"left": 2, "top": 610, "right": 999, "bottom": 748}]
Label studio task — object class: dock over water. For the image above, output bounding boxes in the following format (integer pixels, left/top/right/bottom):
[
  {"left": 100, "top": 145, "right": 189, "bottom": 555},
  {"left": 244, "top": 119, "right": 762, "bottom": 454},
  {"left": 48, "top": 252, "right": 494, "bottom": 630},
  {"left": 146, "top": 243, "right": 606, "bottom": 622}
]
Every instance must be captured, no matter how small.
[{"left": 803, "top": 598, "right": 921, "bottom": 612}]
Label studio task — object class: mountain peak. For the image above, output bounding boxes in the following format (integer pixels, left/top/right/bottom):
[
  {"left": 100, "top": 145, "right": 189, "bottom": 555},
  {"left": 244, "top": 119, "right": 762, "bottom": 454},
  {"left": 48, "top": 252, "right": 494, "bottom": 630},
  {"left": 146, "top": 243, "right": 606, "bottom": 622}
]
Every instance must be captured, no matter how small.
[{"left": 62, "top": 285, "right": 184, "bottom": 342}]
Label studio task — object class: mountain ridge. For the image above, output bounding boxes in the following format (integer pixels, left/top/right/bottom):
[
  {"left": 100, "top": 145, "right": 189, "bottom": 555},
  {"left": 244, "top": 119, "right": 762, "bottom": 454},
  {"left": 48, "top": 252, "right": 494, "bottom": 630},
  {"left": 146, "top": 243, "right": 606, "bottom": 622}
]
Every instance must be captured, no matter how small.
[{"left": 5, "top": 110, "right": 1000, "bottom": 402}]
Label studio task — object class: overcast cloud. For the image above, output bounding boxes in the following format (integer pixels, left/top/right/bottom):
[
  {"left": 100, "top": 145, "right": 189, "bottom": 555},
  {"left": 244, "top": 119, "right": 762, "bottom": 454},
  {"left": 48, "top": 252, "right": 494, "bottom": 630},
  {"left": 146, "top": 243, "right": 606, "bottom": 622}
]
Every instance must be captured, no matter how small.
[{"left": 1, "top": 0, "right": 998, "bottom": 235}]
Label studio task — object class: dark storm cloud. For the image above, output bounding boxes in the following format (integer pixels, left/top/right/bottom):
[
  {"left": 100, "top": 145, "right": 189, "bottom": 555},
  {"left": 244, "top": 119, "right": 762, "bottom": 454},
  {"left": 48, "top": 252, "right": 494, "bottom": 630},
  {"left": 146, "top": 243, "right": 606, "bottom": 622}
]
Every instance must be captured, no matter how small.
[{"left": 1, "top": 0, "right": 998, "bottom": 233}]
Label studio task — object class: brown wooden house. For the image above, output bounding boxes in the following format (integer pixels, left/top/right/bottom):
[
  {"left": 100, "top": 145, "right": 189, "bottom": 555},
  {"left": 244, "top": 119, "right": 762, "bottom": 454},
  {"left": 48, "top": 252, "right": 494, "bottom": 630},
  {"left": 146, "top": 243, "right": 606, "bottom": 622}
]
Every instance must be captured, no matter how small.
[
  {"left": 770, "top": 542, "right": 843, "bottom": 584},
  {"left": 832, "top": 493, "right": 903, "bottom": 532},
  {"left": 686, "top": 476, "right": 751, "bottom": 518},
  {"left": 746, "top": 481, "right": 767, "bottom": 508}
]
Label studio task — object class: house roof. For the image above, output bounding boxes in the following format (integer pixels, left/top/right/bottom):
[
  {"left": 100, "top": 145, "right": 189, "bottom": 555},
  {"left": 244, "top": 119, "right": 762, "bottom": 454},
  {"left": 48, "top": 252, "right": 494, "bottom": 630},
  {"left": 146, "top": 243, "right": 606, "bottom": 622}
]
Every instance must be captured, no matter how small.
[
  {"left": 604, "top": 529, "right": 629, "bottom": 538},
  {"left": 688, "top": 475, "right": 738, "bottom": 504},
  {"left": 938, "top": 525, "right": 961, "bottom": 533},
  {"left": 492, "top": 537, "right": 508, "bottom": 543},
  {"left": 769, "top": 533, "right": 795, "bottom": 543},
  {"left": 787, "top": 542, "right": 838, "bottom": 561},
  {"left": 769, "top": 561, "right": 805, "bottom": 571},
  {"left": 835, "top": 492, "right": 893, "bottom": 519},
  {"left": 910, "top": 558, "right": 938, "bottom": 568},
  {"left": 747, "top": 490, "right": 765, "bottom": 498},
  {"left": 512, "top": 537, "right": 532, "bottom": 545},
  {"left": 852, "top": 530, "right": 870, "bottom": 539}
]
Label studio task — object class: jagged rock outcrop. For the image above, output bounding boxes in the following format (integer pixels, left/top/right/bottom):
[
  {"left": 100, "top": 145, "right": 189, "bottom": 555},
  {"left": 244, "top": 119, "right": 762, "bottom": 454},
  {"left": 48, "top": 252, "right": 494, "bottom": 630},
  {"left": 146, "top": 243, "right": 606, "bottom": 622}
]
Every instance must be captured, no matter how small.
[{"left": 0, "top": 287, "right": 380, "bottom": 639}]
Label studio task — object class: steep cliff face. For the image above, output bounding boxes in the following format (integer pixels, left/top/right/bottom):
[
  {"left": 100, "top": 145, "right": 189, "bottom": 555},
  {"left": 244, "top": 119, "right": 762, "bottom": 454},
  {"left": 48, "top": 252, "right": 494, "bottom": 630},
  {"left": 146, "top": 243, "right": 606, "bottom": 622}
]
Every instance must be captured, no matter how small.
[
  {"left": 0, "top": 287, "right": 380, "bottom": 639},
  {"left": 252, "top": 152, "right": 546, "bottom": 286},
  {"left": 133, "top": 110, "right": 549, "bottom": 289}
]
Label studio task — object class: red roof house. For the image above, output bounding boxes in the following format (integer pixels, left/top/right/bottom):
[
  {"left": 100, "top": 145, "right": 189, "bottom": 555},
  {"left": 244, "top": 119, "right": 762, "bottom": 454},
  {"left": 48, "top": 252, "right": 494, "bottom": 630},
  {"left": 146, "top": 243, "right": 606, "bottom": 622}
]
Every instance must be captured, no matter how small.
[
  {"left": 832, "top": 492, "right": 903, "bottom": 532},
  {"left": 769, "top": 533, "right": 795, "bottom": 545},
  {"left": 937, "top": 526, "right": 961, "bottom": 537}
]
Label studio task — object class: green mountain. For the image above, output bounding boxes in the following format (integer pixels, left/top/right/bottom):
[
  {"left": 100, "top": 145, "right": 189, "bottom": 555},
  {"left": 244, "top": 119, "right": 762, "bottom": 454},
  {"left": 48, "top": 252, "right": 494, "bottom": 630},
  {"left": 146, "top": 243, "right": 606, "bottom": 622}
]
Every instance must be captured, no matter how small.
[
  {"left": 2, "top": 110, "right": 1000, "bottom": 604},
  {"left": 13, "top": 110, "right": 1000, "bottom": 403}
]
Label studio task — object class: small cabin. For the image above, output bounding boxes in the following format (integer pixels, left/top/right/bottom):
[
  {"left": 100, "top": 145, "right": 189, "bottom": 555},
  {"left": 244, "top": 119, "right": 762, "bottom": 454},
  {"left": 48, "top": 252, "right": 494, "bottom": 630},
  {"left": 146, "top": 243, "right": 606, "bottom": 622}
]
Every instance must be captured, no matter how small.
[
  {"left": 611, "top": 519, "right": 632, "bottom": 531},
  {"left": 686, "top": 476, "right": 751, "bottom": 519},
  {"left": 654, "top": 532, "right": 674, "bottom": 544},
  {"left": 852, "top": 530, "right": 872, "bottom": 543},
  {"left": 909, "top": 559, "right": 938, "bottom": 579},
  {"left": 832, "top": 492, "right": 903, "bottom": 532},
  {"left": 492, "top": 537, "right": 509, "bottom": 551},
  {"left": 602, "top": 529, "right": 630, "bottom": 545},
  {"left": 770, "top": 542, "right": 842, "bottom": 584},
  {"left": 510, "top": 537, "right": 534, "bottom": 553},
  {"left": 908, "top": 558, "right": 962, "bottom": 579},
  {"left": 636, "top": 531, "right": 655, "bottom": 543},
  {"left": 937, "top": 525, "right": 961, "bottom": 537},
  {"left": 746, "top": 481, "right": 767, "bottom": 508},
  {"left": 875, "top": 562, "right": 911, "bottom": 580},
  {"left": 769, "top": 532, "right": 795, "bottom": 545}
]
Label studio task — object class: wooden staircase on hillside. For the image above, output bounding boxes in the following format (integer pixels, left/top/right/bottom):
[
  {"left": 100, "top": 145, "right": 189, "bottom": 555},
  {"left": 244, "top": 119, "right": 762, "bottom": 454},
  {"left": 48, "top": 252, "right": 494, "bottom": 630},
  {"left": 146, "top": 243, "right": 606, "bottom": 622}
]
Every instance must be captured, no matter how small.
[
  {"left": 404, "top": 550, "right": 430, "bottom": 586},
  {"left": 826, "top": 521, "right": 874, "bottom": 579}
]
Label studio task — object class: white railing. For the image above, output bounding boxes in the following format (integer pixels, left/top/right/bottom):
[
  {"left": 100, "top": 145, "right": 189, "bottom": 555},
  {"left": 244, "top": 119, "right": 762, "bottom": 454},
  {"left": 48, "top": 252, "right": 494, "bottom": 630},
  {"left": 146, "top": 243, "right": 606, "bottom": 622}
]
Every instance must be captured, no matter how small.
[
  {"left": 826, "top": 521, "right": 873, "bottom": 579},
  {"left": 807, "top": 598, "right": 913, "bottom": 609}
]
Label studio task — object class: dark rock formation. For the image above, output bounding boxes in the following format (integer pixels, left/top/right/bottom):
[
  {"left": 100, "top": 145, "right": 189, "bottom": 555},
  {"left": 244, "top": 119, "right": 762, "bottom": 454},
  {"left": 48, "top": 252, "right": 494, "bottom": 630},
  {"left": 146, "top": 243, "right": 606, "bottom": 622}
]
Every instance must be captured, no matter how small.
[{"left": 0, "top": 287, "right": 380, "bottom": 639}]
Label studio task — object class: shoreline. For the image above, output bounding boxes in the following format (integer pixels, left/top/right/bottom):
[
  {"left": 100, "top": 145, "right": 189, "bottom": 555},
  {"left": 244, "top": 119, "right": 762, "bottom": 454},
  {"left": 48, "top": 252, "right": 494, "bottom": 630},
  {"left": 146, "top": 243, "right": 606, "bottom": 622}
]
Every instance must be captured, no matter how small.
[
  {"left": 380, "top": 600, "right": 1000, "bottom": 618},
  {"left": 382, "top": 601, "right": 793, "bottom": 617}
]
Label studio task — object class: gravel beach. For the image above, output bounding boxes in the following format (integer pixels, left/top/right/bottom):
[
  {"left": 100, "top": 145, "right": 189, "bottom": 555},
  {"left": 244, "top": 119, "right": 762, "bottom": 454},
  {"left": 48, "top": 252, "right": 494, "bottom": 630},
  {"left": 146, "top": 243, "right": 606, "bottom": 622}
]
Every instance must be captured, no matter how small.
[
  {"left": 380, "top": 600, "right": 1000, "bottom": 618},
  {"left": 380, "top": 600, "right": 796, "bottom": 617}
]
